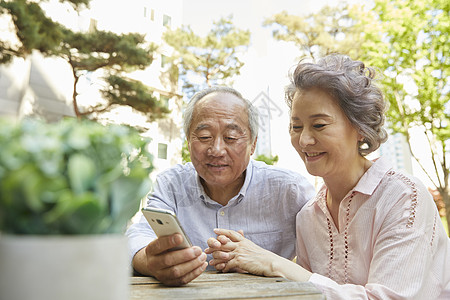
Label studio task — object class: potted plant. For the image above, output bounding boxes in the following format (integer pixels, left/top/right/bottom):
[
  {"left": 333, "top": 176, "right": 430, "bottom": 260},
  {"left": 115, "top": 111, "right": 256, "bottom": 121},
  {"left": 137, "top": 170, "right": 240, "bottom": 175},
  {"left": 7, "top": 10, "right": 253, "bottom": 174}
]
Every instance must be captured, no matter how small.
[{"left": 0, "top": 117, "right": 153, "bottom": 300}]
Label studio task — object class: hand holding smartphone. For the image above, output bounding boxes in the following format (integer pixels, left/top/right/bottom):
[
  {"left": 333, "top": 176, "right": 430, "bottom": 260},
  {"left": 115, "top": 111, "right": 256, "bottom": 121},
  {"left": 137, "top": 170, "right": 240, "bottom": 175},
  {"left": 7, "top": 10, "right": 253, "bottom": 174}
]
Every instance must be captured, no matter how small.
[{"left": 142, "top": 207, "right": 192, "bottom": 250}]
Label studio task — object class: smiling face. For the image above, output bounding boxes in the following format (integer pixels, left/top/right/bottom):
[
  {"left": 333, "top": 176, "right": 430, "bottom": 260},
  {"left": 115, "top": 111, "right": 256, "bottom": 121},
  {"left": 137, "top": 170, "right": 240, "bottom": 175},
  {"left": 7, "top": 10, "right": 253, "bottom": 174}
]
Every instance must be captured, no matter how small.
[
  {"left": 289, "top": 88, "right": 362, "bottom": 181},
  {"left": 188, "top": 92, "right": 256, "bottom": 194}
]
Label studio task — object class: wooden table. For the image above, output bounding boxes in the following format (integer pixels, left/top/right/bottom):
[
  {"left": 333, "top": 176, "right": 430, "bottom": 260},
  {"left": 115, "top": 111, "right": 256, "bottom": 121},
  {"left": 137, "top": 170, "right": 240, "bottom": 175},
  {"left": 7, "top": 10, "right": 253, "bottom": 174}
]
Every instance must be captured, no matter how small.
[{"left": 130, "top": 271, "right": 325, "bottom": 299}]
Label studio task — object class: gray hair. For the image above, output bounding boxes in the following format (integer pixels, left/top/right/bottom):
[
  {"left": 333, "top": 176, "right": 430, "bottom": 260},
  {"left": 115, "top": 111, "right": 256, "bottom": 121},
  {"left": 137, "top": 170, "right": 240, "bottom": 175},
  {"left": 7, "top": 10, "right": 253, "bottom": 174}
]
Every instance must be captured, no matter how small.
[
  {"left": 183, "top": 86, "right": 259, "bottom": 142},
  {"left": 285, "top": 54, "right": 388, "bottom": 156}
]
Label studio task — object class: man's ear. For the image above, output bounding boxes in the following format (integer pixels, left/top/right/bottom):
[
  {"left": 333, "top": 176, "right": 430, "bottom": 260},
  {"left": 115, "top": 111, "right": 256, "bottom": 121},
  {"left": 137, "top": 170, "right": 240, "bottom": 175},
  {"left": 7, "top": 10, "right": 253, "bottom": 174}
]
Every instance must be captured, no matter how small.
[{"left": 250, "top": 137, "right": 257, "bottom": 155}]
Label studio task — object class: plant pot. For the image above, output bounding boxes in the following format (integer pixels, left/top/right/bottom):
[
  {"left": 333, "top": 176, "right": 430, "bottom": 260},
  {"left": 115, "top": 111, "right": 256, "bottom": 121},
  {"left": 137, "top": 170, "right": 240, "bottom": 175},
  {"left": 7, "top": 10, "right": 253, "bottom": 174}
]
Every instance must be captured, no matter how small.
[{"left": 0, "top": 234, "right": 130, "bottom": 300}]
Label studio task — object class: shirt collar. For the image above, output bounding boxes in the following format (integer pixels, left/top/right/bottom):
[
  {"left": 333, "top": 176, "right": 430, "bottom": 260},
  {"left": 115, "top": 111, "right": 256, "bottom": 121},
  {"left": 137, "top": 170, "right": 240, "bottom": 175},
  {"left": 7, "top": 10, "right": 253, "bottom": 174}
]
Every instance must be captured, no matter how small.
[
  {"left": 196, "top": 160, "right": 254, "bottom": 207},
  {"left": 353, "top": 156, "right": 392, "bottom": 195},
  {"left": 238, "top": 159, "right": 253, "bottom": 197},
  {"left": 309, "top": 186, "right": 327, "bottom": 208}
]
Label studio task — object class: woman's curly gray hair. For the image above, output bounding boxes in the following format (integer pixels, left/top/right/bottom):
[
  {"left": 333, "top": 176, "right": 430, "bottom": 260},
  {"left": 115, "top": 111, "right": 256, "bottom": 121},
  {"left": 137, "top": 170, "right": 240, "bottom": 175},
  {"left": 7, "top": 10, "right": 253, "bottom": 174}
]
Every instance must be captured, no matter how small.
[{"left": 285, "top": 54, "right": 388, "bottom": 156}]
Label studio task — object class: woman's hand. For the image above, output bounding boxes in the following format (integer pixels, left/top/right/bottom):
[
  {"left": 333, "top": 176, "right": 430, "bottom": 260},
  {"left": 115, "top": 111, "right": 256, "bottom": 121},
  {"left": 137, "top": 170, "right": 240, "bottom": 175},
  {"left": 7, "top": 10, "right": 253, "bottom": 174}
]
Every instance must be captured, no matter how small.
[
  {"left": 205, "top": 228, "right": 313, "bottom": 281},
  {"left": 205, "top": 229, "right": 246, "bottom": 273},
  {"left": 205, "top": 228, "right": 284, "bottom": 277}
]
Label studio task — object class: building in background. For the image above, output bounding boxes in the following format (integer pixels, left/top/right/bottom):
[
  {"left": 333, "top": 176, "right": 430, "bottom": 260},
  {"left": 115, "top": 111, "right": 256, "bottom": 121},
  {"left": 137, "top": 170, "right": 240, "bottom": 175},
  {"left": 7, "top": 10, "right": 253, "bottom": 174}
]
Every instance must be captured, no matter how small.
[
  {"left": 0, "top": 0, "right": 184, "bottom": 176},
  {"left": 83, "top": 0, "right": 184, "bottom": 175},
  {"left": 0, "top": 49, "right": 75, "bottom": 121},
  {"left": 379, "top": 132, "right": 413, "bottom": 174},
  {"left": 251, "top": 90, "right": 283, "bottom": 157}
]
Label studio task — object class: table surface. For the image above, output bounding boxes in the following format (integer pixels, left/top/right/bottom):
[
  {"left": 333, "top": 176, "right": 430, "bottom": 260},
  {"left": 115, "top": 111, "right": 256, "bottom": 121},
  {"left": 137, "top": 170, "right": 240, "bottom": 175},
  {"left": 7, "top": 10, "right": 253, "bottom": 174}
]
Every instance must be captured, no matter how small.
[{"left": 130, "top": 271, "right": 325, "bottom": 299}]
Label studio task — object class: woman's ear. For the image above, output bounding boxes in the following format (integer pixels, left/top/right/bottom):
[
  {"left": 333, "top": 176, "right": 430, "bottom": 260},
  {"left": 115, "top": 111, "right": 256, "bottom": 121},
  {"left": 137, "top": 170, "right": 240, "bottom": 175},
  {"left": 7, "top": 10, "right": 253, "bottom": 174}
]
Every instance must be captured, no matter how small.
[{"left": 357, "top": 131, "right": 365, "bottom": 142}]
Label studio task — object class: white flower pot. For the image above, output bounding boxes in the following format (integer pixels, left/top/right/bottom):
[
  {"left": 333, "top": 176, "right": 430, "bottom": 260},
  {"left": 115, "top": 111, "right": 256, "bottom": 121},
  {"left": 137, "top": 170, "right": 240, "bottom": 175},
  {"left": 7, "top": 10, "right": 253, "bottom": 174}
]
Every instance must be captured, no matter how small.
[{"left": 0, "top": 234, "right": 130, "bottom": 300}]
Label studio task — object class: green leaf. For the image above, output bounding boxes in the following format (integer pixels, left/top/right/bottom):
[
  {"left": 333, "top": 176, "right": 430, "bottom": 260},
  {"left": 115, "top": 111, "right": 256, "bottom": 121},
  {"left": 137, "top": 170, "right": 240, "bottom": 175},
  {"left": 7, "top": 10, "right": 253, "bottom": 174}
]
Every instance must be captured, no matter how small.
[
  {"left": 68, "top": 154, "right": 96, "bottom": 195},
  {"left": 0, "top": 118, "right": 154, "bottom": 235}
]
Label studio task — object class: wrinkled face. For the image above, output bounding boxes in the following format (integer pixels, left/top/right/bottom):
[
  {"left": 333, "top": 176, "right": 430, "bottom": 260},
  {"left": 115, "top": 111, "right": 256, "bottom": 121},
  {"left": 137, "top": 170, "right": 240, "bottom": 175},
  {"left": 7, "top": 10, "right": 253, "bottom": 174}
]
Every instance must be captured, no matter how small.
[
  {"left": 188, "top": 92, "right": 256, "bottom": 191},
  {"left": 289, "top": 88, "right": 361, "bottom": 180}
]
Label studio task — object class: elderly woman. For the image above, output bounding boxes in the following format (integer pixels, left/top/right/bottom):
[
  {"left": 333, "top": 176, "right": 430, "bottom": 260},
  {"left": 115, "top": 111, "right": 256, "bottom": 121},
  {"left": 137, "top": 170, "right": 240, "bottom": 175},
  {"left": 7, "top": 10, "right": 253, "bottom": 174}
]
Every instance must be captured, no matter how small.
[{"left": 206, "top": 55, "right": 450, "bottom": 299}]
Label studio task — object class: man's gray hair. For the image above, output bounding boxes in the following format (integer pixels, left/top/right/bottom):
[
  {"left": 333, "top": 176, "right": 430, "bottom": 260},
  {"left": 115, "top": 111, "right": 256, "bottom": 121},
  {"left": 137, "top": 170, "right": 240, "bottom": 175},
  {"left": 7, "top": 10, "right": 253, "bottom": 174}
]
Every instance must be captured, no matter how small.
[{"left": 183, "top": 86, "right": 259, "bottom": 142}]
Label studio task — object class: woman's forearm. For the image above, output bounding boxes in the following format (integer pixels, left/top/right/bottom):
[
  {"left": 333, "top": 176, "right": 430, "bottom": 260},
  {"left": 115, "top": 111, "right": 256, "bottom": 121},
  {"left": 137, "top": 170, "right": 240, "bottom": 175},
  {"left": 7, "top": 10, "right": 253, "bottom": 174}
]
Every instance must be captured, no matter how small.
[{"left": 269, "top": 254, "right": 312, "bottom": 282}]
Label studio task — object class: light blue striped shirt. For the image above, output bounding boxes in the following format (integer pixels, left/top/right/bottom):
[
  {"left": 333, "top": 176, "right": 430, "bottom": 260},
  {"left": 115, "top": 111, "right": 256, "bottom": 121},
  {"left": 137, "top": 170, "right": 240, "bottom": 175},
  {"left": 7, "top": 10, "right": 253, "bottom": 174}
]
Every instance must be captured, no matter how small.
[{"left": 126, "top": 159, "right": 315, "bottom": 269}]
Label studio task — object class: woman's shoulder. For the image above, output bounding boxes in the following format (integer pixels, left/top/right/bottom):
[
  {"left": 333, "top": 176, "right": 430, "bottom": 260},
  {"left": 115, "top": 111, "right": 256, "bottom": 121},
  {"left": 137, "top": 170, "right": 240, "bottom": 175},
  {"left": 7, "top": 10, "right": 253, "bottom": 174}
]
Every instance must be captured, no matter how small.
[
  {"left": 374, "top": 167, "right": 436, "bottom": 228},
  {"left": 366, "top": 157, "right": 428, "bottom": 195},
  {"left": 380, "top": 168, "right": 428, "bottom": 195}
]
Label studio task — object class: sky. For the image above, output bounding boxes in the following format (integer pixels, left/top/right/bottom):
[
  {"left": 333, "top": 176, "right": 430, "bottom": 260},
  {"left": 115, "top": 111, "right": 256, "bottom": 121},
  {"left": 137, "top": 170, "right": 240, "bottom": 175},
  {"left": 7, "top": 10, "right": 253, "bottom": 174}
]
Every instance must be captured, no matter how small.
[{"left": 182, "top": 0, "right": 338, "bottom": 31}]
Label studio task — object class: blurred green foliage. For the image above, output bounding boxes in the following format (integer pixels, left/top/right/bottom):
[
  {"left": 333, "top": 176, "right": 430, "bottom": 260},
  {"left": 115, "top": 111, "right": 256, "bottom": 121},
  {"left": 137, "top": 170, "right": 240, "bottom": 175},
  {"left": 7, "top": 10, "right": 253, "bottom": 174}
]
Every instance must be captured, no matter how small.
[
  {"left": 254, "top": 154, "right": 279, "bottom": 166},
  {"left": 0, "top": 118, "right": 153, "bottom": 235},
  {"left": 264, "top": 3, "right": 363, "bottom": 60},
  {"left": 358, "top": 0, "right": 450, "bottom": 234},
  {"left": 163, "top": 17, "right": 250, "bottom": 98},
  {"left": 181, "top": 140, "right": 191, "bottom": 164}
]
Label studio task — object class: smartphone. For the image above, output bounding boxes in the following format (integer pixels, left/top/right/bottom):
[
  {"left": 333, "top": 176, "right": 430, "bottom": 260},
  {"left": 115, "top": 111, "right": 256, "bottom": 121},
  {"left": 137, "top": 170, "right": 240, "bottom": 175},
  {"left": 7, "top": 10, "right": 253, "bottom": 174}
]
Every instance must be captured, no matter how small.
[{"left": 141, "top": 207, "right": 192, "bottom": 250}]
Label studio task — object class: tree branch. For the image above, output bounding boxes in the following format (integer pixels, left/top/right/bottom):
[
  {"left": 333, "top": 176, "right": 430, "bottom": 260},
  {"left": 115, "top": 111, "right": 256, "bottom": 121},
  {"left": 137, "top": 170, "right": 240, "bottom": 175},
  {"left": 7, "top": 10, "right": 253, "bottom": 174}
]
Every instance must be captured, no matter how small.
[
  {"left": 405, "top": 128, "right": 439, "bottom": 188},
  {"left": 424, "top": 128, "right": 444, "bottom": 188}
]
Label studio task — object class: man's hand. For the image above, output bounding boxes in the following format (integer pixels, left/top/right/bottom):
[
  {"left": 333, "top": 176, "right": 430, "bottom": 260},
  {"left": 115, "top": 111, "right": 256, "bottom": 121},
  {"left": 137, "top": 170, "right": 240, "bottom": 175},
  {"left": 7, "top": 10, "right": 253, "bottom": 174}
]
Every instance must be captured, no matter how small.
[{"left": 132, "top": 233, "right": 207, "bottom": 286}]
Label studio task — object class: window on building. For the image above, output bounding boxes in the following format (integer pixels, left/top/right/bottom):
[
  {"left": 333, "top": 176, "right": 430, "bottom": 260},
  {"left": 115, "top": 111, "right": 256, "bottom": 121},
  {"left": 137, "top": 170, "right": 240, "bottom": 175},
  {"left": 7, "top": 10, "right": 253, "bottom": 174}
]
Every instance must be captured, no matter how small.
[
  {"left": 144, "top": 7, "right": 155, "bottom": 21},
  {"left": 158, "top": 143, "right": 168, "bottom": 159},
  {"left": 163, "top": 14, "right": 171, "bottom": 27},
  {"left": 160, "top": 95, "right": 170, "bottom": 109},
  {"left": 161, "top": 54, "right": 168, "bottom": 68},
  {"left": 88, "top": 18, "right": 98, "bottom": 32},
  {"left": 150, "top": 9, "right": 155, "bottom": 21}
]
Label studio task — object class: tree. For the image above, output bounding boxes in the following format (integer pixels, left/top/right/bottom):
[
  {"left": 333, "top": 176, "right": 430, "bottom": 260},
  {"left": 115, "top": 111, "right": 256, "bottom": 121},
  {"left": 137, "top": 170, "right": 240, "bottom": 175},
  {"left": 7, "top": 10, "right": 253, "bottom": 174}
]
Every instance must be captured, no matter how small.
[
  {"left": 0, "top": 0, "right": 170, "bottom": 122},
  {"left": 56, "top": 28, "right": 169, "bottom": 121},
  {"left": 357, "top": 0, "right": 449, "bottom": 234},
  {"left": 263, "top": 3, "right": 364, "bottom": 60},
  {"left": 265, "top": 0, "right": 450, "bottom": 234},
  {"left": 163, "top": 17, "right": 250, "bottom": 98},
  {"left": 0, "top": 0, "right": 88, "bottom": 63}
]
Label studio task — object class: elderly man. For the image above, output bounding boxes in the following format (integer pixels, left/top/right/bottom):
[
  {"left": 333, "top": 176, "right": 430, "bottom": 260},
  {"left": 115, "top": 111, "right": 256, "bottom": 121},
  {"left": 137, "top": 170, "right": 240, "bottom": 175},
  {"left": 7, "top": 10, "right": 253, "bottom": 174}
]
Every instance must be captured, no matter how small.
[{"left": 126, "top": 86, "right": 315, "bottom": 286}]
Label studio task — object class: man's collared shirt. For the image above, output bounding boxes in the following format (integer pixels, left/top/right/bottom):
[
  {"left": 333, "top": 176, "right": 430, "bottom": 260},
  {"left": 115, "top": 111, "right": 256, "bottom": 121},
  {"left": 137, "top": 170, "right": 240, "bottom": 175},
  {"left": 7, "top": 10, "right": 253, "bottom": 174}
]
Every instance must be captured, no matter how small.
[{"left": 126, "top": 159, "right": 315, "bottom": 268}]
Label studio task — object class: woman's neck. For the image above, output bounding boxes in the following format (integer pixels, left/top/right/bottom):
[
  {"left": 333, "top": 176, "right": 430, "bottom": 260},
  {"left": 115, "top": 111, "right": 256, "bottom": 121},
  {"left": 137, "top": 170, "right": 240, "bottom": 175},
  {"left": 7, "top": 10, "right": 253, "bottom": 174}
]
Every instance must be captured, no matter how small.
[
  {"left": 325, "top": 157, "right": 372, "bottom": 205},
  {"left": 324, "top": 157, "right": 372, "bottom": 229}
]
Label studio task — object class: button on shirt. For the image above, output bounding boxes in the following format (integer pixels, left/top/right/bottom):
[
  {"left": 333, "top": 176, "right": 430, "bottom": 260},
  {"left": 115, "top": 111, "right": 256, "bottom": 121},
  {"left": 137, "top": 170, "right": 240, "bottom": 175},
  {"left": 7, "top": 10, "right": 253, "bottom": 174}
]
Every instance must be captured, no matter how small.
[
  {"left": 126, "top": 159, "right": 315, "bottom": 269},
  {"left": 296, "top": 157, "right": 450, "bottom": 299}
]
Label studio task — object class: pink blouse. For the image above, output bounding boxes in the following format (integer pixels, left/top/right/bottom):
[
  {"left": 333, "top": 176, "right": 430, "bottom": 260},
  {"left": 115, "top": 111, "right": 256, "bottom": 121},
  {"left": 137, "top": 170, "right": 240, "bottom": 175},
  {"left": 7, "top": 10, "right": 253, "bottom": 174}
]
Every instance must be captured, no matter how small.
[{"left": 296, "top": 157, "right": 450, "bottom": 299}]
